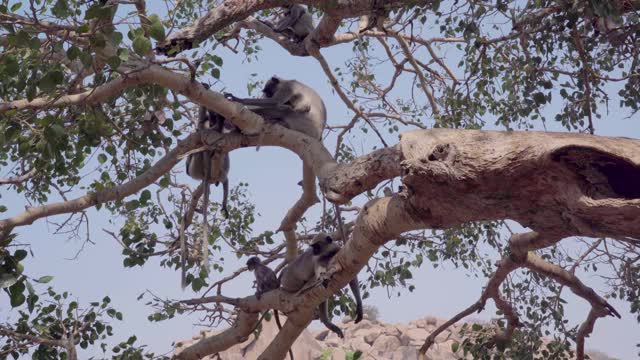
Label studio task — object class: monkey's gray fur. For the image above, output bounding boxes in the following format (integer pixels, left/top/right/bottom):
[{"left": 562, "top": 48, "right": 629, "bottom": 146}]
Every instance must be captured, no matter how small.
[
  {"left": 185, "top": 86, "right": 230, "bottom": 274},
  {"left": 246, "top": 256, "right": 294, "bottom": 360},
  {"left": 264, "top": 5, "right": 314, "bottom": 41},
  {"left": 279, "top": 233, "right": 363, "bottom": 338},
  {"left": 226, "top": 76, "right": 326, "bottom": 143}
]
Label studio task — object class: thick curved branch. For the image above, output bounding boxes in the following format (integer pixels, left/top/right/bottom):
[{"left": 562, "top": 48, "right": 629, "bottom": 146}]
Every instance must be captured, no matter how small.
[
  {"left": 277, "top": 162, "right": 320, "bottom": 260},
  {"left": 0, "top": 132, "right": 199, "bottom": 235},
  {"left": 156, "top": 0, "right": 426, "bottom": 56},
  {"left": 175, "top": 311, "right": 259, "bottom": 360},
  {"left": 0, "top": 63, "right": 264, "bottom": 135}
]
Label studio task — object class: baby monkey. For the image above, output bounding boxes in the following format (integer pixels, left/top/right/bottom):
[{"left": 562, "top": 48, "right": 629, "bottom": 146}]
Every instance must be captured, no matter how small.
[
  {"left": 247, "top": 256, "right": 280, "bottom": 299},
  {"left": 246, "top": 256, "right": 293, "bottom": 360}
]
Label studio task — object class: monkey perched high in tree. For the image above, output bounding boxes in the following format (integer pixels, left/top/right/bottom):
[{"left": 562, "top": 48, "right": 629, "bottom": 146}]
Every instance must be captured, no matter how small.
[
  {"left": 261, "top": 5, "right": 314, "bottom": 42},
  {"left": 226, "top": 76, "right": 326, "bottom": 141}
]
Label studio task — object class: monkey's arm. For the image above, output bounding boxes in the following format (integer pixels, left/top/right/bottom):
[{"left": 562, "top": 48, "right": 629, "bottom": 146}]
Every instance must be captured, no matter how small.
[
  {"left": 225, "top": 94, "right": 283, "bottom": 107},
  {"left": 246, "top": 105, "right": 303, "bottom": 120}
]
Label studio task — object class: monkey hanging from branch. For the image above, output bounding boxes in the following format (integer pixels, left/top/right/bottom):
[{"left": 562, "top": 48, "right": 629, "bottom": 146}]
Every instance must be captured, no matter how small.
[{"left": 183, "top": 83, "right": 231, "bottom": 285}]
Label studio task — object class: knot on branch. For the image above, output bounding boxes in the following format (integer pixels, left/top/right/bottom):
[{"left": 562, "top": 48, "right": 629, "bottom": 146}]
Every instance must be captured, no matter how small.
[
  {"left": 155, "top": 38, "right": 193, "bottom": 57},
  {"left": 427, "top": 143, "right": 454, "bottom": 162},
  {"left": 552, "top": 145, "right": 640, "bottom": 200}
]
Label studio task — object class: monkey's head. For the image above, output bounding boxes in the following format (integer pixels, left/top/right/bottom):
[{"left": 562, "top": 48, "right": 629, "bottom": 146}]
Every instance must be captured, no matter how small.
[
  {"left": 310, "top": 233, "right": 333, "bottom": 255},
  {"left": 262, "top": 76, "right": 282, "bottom": 98},
  {"left": 246, "top": 256, "right": 261, "bottom": 270}
]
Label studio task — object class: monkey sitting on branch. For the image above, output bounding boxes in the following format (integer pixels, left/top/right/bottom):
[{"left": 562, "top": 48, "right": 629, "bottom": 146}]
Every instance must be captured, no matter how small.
[
  {"left": 225, "top": 75, "right": 326, "bottom": 145},
  {"left": 246, "top": 256, "right": 294, "bottom": 360},
  {"left": 260, "top": 5, "right": 314, "bottom": 42},
  {"left": 279, "top": 233, "right": 363, "bottom": 338}
]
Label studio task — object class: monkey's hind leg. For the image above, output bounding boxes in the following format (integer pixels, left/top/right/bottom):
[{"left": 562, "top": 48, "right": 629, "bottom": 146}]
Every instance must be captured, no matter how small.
[
  {"left": 318, "top": 301, "right": 344, "bottom": 339},
  {"left": 349, "top": 277, "right": 363, "bottom": 323}
]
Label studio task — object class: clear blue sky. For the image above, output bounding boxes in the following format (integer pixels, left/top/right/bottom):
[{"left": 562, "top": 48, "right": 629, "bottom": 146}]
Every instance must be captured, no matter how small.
[{"left": 2, "top": 2, "right": 639, "bottom": 359}]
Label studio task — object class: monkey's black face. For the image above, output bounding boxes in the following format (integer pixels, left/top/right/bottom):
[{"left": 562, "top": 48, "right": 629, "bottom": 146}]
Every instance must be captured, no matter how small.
[
  {"left": 311, "top": 236, "right": 333, "bottom": 255},
  {"left": 311, "top": 243, "right": 322, "bottom": 255},
  {"left": 246, "top": 257, "right": 260, "bottom": 270},
  {"left": 262, "top": 77, "right": 280, "bottom": 98}
]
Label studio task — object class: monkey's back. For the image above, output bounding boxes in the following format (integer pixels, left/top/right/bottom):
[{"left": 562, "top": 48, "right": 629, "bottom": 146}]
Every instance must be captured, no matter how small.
[
  {"left": 186, "top": 151, "right": 229, "bottom": 184},
  {"left": 282, "top": 80, "right": 327, "bottom": 140},
  {"left": 279, "top": 250, "right": 315, "bottom": 292}
]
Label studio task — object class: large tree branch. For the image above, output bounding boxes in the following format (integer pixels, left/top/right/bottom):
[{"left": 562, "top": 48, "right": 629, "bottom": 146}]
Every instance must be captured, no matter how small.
[
  {"left": 277, "top": 162, "right": 320, "bottom": 260},
  {"left": 156, "top": 0, "right": 425, "bottom": 56},
  {"left": 0, "top": 63, "right": 263, "bottom": 135},
  {"left": 176, "top": 128, "right": 640, "bottom": 359}
]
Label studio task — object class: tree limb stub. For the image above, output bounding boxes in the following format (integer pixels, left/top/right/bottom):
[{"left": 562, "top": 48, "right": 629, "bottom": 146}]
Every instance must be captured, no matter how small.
[{"left": 396, "top": 129, "right": 640, "bottom": 238}]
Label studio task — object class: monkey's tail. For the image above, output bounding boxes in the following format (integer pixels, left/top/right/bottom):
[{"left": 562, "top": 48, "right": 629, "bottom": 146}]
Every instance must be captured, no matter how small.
[
  {"left": 201, "top": 151, "right": 212, "bottom": 271},
  {"left": 273, "top": 310, "right": 294, "bottom": 360},
  {"left": 179, "top": 214, "right": 187, "bottom": 289}
]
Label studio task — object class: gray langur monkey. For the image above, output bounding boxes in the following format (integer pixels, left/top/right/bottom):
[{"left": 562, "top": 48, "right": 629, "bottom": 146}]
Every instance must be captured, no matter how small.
[
  {"left": 247, "top": 256, "right": 280, "bottom": 300},
  {"left": 279, "top": 233, "right": 364, "bottom": 339},
  {"left": 246, "top": 257, "right": 294, "bottom": 360},
  {"left": 227, "top": 76, "right": 326, "bottom": 139},
  {"left": 185, "top": 87, "right": 230, "bottom": 274},
  {"left": 358, "top": 0, "right": 390, "bottom": 33},
  {"left": 225, "top": 76, "right": 326, "bottom": 149},
  {"left": 263, "top": 4, "right": 314, "bottom": 41}
]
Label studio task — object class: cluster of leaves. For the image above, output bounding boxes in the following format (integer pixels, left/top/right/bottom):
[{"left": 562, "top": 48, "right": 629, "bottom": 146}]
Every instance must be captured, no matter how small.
[
  {"left": 0, "top": 284, "right": 162, "bottom": 359},
  {"left": 454, "top": 322, "right": 573, "bottom": 360}
]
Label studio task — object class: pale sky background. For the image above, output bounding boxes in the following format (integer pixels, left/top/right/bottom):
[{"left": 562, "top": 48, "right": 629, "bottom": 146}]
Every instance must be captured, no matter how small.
[{"left": 1, "top": 2, "right": 639, "bottom": 359}]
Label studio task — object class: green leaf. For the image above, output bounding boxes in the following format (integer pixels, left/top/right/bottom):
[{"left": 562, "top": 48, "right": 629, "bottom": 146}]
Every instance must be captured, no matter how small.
[
  {"left": 211, "top": 55, "right": 223, "bottom": 66},
  {"left": 39, "top": 70, "right": 64, "bottom": 92},
  {"left": 35, "top": 275, "right": 54, "bottom": 284},
  {"left": 4, "top": 57, "right": 19, "bottom": 76},
  {"left": 10, "top": 292, "right": 25, "bottom": 307},
  {"left": 159, "top": 175, "right": 170, "bottom": 188},
  {"left": 52, "top": 0, "right": 70, "bottom": 18},
  {"left": 132, "top": 36, "right": 151, "bottom": 56},
  {"left": 211, "top": 68, "right": 220, "bottom": 79},
  {"left": 67, "top": 46, "right": 81, "bottom": 61},
  {"left": 27, "top": 293, "right": 38, "bottom": 313},
  {"left": 147, "top": 14, "right": 165, "bottom": 41},
  {"left": 532, "top": 92, "right": 546, "bottom": 105},
  {"left": 118, "top": 48, "right": 130, "bottom": 61},
  {"left": 14, "top": 249, "right": 27, "bottom": 261},
  {"left": 106, "top": 55, "right": 121, "bottom": 69},
  {"left": 10, "top": 2, "right": 22, "bottom": 12},
  {"left": 79, "top": 51, "right": 93, "bottom": 68},
  {"left": 98, "top": 154, "right": 107, "bottom": 164},
  {"left": 140, "top": 189, "right": 151, "bottom": 202},
  {"left": 451, "top": 341, "right": 460, "bottom": 352},
  {"left": 0, "top": 205, "right": 6, "bottom": 213}
]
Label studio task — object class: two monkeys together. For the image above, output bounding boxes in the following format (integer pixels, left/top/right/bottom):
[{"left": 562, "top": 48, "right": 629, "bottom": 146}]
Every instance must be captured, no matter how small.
[
  {"left": 247, "top": 233, "right": 364, "bottom": 359},
  {"left": 187, "top": 77, "right": 361, "bottom": 357},
  {"left": 186, "top": 78, "right": 359, "bottom": 356}
]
